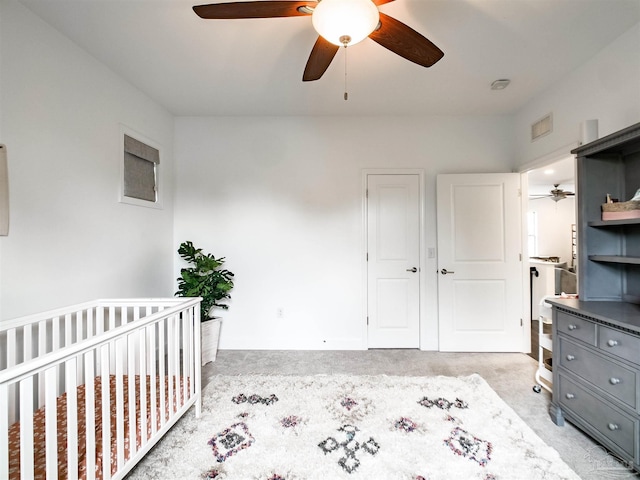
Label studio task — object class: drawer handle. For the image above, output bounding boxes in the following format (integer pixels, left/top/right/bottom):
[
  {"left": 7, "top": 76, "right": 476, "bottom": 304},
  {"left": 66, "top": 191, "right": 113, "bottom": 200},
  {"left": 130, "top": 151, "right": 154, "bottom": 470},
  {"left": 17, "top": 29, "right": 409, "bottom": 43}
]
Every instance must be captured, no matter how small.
[
  {"left": 609, "top": 377, "right": 621, "bottom": 385},
  {"left": 608, "top": 423, "right": 620, "bottom": 431},
  {"left": 607, "top": 339, "right": 619, "bottom": 347},
  {"left": 568, "top": 324, "right": 578, "bottom": 331},
  {"left": 565, "top": 393, "right": 575, "bottom": 399},
  {"left": 566, "top": 354, "right": 575, "bottom": 361}
]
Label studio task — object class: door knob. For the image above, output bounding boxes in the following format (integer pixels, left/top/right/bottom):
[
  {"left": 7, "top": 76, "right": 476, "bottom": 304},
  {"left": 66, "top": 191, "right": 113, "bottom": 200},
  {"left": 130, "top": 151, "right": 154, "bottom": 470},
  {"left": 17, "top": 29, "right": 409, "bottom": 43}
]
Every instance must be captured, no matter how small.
[
  {"left": 406, "top": 267, "right": 418, "bottom": 273},
  {"left": 440, "top": 269, "right": 455, "bottom": 275}
]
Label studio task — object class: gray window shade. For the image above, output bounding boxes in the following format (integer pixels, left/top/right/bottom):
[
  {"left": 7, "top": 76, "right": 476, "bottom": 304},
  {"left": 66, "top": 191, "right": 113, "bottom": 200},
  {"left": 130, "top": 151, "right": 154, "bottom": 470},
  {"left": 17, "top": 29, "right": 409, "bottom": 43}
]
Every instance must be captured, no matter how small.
[{"left": 123, "top": 134, "right": 159, "bottom": 202}]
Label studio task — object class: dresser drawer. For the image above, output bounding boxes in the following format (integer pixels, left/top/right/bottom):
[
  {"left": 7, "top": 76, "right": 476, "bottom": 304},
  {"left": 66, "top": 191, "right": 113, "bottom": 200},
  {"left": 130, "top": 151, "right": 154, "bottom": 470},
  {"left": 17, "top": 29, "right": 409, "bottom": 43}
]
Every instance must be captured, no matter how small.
[
  {"left": 598, "top": 325, "right": 640, "bottom": 367},
  {"left": 558, "top": 337, "right": 637, "bottom": 409},
  {"left": 558, "top": 374, "right": 637, "bottom": 459},
  {"left": 556, "top": 310, "right": 596, "bottom": 345}
]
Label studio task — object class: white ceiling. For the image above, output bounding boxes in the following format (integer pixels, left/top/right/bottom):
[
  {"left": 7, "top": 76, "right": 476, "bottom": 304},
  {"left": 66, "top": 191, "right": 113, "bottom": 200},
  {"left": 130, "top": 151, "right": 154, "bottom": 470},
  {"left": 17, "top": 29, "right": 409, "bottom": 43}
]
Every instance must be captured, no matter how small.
[
  {"left": 527, "top": 155, "right": 575, "bottom": 196},
  {"left": 19, "top": 0, "right": 640, "bottom": 116}
]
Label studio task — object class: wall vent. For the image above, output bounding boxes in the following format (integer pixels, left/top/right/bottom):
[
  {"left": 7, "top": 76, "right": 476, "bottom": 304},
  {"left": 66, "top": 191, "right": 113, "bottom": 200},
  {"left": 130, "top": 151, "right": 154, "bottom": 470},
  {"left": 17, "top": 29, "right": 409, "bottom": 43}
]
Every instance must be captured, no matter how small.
[{"left": 531, "top": 113, "right": 553, "bottom": 141}]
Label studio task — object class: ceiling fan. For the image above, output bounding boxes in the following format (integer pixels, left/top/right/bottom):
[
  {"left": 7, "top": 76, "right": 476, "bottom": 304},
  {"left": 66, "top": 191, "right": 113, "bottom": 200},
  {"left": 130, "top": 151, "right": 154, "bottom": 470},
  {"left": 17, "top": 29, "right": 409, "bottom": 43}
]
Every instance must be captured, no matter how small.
[
  {"left": 530, "top": 184, "right": 575, "bottom": 202},
  {"left": 192, "top": 0, "right": 444, "bottom": 82}
]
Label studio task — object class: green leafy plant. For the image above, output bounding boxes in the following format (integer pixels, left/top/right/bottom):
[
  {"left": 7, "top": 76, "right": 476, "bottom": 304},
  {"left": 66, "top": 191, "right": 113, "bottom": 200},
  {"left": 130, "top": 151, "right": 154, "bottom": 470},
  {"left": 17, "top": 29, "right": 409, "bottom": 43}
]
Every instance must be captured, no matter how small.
[{"left": 175, "top": 241, "right": 234, "bottom": 320}]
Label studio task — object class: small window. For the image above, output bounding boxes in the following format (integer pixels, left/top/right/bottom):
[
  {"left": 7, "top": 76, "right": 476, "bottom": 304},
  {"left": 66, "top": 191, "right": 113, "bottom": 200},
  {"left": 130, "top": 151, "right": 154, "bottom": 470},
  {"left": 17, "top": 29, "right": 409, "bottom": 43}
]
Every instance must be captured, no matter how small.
[{"left": 119, "top": 127, "right": 162, "bottom": 208}]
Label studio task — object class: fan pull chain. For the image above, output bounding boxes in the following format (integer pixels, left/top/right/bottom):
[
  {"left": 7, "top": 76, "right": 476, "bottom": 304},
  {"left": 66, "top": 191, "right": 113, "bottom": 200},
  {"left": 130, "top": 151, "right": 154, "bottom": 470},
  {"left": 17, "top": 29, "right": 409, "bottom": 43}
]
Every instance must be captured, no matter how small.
[{"left": 343, "top": 44, "right": 348, "bottom": 101}]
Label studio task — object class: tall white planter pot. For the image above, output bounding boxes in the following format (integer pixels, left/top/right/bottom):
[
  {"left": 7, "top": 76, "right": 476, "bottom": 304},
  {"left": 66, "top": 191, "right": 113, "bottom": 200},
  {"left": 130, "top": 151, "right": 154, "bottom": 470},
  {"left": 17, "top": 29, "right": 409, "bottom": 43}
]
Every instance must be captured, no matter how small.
[{"left": 201, "top": 317, "right": 221, "bottom": 366}]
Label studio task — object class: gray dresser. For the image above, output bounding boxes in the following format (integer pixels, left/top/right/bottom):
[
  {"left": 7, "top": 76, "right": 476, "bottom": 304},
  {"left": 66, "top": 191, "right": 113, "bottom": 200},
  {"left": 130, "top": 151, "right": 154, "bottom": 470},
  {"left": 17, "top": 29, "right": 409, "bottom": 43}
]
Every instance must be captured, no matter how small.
[{"left": 549, "top": 298, "right": 640, "bottom": 471}]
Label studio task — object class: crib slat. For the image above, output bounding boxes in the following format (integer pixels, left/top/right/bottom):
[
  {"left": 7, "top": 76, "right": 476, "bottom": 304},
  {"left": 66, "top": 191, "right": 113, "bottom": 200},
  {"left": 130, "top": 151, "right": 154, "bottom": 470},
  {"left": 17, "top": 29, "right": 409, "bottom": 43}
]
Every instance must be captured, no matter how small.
[
  {"left": 19, "top": 377, "right": 34, "bottom": 480},
  {"left": 182, "top": 313, "right": 189, "bottom": 403},
  {"left": 84, "top": 353, "right": 96, "bottom": 480},
  {"left": 167, "top": 316, "right": 174, "bottom": 415},
  {"left": 7, "top": 329, "right": 17, "bottom": 423},
  {"left": 172, "top": 315, "right": 180, "bottom": 408},
  {"left": 194, "top": 306, "right": 202, "bottom": 418},
  {"left": 100, "top": 345, "right": 111, "bottom": 480},
  {"left": 52, "top": 316, "right": 61, "bottom": 352},
  {"left": 158, "top": 322, "right": 166, "bottom": 426},
  {"left": 109, "top": 306, "right": 116, "bottom": 331},
  {"left": 76, "top": 312, "right": 84, "bottom": 386},
  {"left": 66, "top": 358, "right": 79, "bottom": 480},
  {"left": 138, "top": 328, "right": 147, "bottom": 446},
  {"left": 96, "top": 308, "right": 104, "bottom": 336},
  {"left": 45, "top": 366, "right": 58, "bottom": 479},
  {"left": 127, "top": 333, "right": 137, "bottom": 459},
  {"left": 0, "top": 383, "right": 8, "bottom": 480},
  {"left": 65, "top": 313, "right": 73, "bottom": 348},
  {"left": 148, "top": 325, "right": 157, "bottom": 435},
  {"left": 115, "top": 338, "right": 125, "bottom": 470},
  {"left": 38, "top": 319, "right": 47, "bottom": 357},
  {"left": 38, "top": 321, "right": 48, "bottom": 407},
  {"left": 86, "top": 308, "right": 94, "bottom": 340},
  {"left": 7, "top": 328, "right": 16, "bottom": 368},
  {"left": 23, "top": 324, "right": 33, "bottom": 362},
  {"left": 76, "top": 311, "right": 84, "bottom": 342}
]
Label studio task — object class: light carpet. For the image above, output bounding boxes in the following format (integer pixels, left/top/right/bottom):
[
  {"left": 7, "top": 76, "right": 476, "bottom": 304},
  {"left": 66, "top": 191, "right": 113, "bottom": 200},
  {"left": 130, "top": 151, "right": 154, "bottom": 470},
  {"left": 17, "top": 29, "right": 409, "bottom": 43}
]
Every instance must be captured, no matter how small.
[{"left": 128, "top": 374, "right": 580, "bottom": 480}]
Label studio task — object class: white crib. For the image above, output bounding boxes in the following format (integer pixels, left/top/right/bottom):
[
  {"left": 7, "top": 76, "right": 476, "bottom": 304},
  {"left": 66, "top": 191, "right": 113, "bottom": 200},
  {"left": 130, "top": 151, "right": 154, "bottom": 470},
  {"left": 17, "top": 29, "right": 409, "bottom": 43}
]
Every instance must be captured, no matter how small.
[{"left": 0, "top": 298, "right": 202, "bottom": 480}]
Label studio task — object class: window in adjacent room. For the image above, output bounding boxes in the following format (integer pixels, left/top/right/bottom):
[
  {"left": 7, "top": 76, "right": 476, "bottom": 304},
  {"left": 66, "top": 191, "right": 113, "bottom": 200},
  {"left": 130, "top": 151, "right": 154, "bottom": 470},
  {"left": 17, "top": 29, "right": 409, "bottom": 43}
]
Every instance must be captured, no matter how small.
[{"left": 120, "top": 127, "right": 162, "bottom": 208}]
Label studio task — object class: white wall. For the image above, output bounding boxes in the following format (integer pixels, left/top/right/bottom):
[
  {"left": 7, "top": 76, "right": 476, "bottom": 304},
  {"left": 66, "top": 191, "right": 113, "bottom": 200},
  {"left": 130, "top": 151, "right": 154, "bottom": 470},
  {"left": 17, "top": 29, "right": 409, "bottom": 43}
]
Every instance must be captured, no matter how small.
[
  {"left": 514, "top": 22, "right": 640, "bottom": 166},
  {"left": 0, "top": 1, "right": 176, "bottom": 319},
  {"left": 174, "top": 116, "right": 515, "bottom": 350},
  {"left": 529, "top": 197, "right": 576, "bottom": 265}
]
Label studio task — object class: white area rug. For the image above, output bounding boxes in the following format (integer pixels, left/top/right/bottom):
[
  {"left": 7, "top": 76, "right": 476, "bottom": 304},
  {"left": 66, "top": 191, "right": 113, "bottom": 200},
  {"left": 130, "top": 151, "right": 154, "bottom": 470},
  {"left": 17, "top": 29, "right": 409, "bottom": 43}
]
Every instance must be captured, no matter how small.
[{"left": 129, "top": 374, "right": 580, "bottom": 479}]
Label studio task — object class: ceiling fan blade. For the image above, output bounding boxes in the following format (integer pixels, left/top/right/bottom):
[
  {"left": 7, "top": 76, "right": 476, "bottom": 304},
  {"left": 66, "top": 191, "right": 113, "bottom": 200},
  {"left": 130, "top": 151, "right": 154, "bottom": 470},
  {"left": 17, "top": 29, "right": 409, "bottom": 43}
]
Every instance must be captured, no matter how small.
[
  {"left": 303, "top": 36, "right": 339, "bottom": 81},
  {"left": 193, "top": 1, "right": 314, "bottom": 19},
  {"left": 369, "top": 12, "right": 443, "bottom": 68}
]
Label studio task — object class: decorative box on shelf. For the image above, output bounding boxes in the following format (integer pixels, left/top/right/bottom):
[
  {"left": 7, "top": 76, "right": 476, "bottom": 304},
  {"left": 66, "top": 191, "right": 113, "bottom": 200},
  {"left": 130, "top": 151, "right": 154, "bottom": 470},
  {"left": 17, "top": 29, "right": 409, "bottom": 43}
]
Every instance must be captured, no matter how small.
[{"left": 602, "top": 200, "right": 640, "bottom": 221}]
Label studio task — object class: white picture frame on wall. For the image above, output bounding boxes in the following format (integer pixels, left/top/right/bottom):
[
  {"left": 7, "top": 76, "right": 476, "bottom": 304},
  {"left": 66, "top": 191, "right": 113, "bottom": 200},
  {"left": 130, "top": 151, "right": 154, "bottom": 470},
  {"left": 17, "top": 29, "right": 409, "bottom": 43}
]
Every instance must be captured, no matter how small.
[{"left": 119, "top": 124, "right": 163, "bottom": 209}]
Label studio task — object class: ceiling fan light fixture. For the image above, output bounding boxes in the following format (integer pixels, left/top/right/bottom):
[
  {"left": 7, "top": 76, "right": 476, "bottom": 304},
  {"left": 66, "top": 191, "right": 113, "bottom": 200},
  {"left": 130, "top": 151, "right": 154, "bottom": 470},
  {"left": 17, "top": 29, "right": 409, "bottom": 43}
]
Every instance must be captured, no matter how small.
[{"left": 312, "top": 0, "right": 380, "bottom": 46}]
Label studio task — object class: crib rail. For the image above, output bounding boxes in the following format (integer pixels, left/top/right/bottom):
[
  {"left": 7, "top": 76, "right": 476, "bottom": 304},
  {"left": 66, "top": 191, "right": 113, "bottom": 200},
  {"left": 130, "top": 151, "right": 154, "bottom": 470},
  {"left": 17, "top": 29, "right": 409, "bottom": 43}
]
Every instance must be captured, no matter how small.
[
  {"left": 0, "top": 298, "right": 202, "bottom": 480},
  {"left": 0, "top": 299, "right": 192, "bottom": 372}
]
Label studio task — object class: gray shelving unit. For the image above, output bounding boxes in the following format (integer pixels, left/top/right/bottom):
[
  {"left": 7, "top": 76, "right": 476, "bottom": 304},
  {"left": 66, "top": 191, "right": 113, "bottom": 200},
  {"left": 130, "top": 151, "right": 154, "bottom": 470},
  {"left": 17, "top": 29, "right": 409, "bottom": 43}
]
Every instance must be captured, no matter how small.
[{"left": 575, "top": 122, "right": 640, "bottom": 304}]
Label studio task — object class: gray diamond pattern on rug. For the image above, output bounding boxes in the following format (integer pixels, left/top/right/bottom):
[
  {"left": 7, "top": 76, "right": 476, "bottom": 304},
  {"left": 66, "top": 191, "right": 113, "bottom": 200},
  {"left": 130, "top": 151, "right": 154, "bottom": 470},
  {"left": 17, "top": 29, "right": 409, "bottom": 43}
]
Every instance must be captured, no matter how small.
[{"left": 128, "top": 374, "right": 581, "bottom": 480}]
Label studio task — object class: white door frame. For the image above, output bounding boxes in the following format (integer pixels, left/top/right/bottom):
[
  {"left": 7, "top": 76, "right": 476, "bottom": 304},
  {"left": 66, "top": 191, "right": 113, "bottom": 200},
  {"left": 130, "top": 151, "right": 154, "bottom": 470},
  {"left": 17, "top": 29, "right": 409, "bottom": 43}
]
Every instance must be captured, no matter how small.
[
  {"left": 362, "top": 168, "right": 426, "bottom": 349},
  {"left": 518, "top": 142, "right": 579, "bottom": 352}
]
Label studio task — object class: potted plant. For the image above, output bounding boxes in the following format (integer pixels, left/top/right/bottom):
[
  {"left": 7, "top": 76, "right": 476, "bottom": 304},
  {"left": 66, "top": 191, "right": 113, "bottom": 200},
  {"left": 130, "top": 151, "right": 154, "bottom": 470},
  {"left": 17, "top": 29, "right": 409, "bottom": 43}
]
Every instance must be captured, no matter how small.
[{"left": 175, "top": 241, "right": 234, "bottom": 365}]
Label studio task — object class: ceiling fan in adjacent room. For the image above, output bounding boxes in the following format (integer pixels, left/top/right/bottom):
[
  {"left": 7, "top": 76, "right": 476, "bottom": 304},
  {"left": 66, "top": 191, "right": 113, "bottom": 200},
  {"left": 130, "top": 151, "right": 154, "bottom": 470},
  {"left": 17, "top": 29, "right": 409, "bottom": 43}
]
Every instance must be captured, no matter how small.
[
  {"left": 192, "top": 0, "right": 444, "bottom": 82},
  {"left": 530, "top": 184, "right": 575, "bottom": 202}
]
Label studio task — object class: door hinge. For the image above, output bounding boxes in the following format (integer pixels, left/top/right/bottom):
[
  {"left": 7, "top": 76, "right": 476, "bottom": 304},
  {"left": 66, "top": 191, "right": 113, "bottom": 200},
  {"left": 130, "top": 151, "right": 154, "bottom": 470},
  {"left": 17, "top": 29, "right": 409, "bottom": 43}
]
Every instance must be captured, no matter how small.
[
  {"left": 366, "top": 252, "right": 369, "bottom": 261},
  {"left": 519, "top": 253, "right": 522, "bottom": 261},
  {"left": 518, "top": 188, "right": 522, "bottom": 197},
  {"left": 366, "top": 189, "right": 369, "bottom": 198},
  {"left": 520, "top": 318, "right": 523, "bottom": 327},
  {"left": 367, "top": 316, "right": 369, "bottom": 325}
]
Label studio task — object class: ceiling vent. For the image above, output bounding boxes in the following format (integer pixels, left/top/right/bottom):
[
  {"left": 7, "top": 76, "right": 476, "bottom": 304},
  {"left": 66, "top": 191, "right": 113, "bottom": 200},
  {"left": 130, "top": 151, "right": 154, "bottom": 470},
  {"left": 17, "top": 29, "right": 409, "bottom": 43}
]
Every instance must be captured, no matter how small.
[{"left": 531, "top": 113, "right": 553, "bottom": 141}]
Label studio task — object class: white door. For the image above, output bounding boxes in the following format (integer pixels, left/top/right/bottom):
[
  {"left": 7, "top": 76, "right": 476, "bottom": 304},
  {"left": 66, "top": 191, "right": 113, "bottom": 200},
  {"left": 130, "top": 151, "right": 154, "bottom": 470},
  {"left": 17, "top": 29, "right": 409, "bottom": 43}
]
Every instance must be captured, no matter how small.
[
  {"left": 437, "top": 173, "right": 524, "bottom": 352},
  {"left": 367, "top": 174, "right": 420, "bottom": 348}
]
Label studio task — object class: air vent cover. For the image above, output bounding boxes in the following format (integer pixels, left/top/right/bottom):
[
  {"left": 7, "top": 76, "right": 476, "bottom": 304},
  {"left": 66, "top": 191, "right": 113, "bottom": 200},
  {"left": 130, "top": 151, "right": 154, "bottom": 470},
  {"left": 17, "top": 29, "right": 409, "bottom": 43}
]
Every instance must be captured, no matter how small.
[{"left": 531, "top": 113, "right": 553, "bottom": 141}]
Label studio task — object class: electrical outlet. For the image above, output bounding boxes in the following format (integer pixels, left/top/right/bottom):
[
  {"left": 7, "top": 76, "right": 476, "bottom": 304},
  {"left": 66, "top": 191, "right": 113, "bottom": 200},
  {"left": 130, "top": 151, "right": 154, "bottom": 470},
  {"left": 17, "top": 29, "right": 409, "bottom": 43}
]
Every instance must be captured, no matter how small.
[
  {"left": 428, "top": 247, "right": 436, "bottom": 258},
  {"left": 276, "top": 307, "right": 284, "bottom": 318}
]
